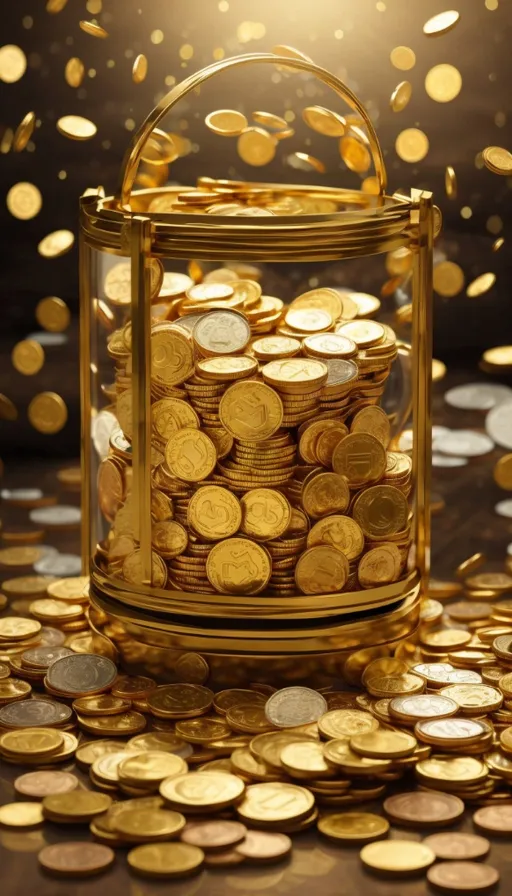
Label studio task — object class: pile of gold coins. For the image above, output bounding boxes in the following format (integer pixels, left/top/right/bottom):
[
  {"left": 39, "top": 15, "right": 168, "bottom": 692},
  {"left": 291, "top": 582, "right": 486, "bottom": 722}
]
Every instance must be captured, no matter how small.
[
  {"left": 1, "top": 559, "right": 512, "bottom": 881},
  {"left": 97, "top": 230, "right": 412, "bottom": 600}
]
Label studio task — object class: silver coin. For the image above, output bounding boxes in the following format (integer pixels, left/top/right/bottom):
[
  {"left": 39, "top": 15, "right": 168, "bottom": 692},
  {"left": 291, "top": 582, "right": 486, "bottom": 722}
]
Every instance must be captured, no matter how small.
[
  {"left": 35, "top": 545, "right": 59, "bottom": 559},
  {"left": 92, "top": 409, "right": 118, "bottom": 460},
  {"left": 486, "top": 402, "right": 512, "bottom": 450},
  {"left": 445, "top": 382, "right": 512, "bottom": 410},
  {"left": 0, "top": 698, "right": 72, "bottom": 728},
  {"left": 0, "top": 488, "right": 43, "bottom": 502},
  {"left": 434, "top": 430, "right": 494, "bottom": 457},
  {"left": 399, "top": 426, "right": 449, "bottom": 453},
  {"left": 432, "top": 454, "right": 468, "bottom": 468},
  {"left": 33, "top": 553, "right": 82, "bottom": 576},
  {"left": 264, "top": 686, "right": 327, "bottom": 728},
  {"left": 171, "top": 313, "right": 206, "bottom": 335},
  {"left": 389, "top": 694, "right": 459, "bottom": 720},
  {"left": 416, "top": 717, "right": 491, "bottom": 743},
  {"left": 413, "top": 663, "right": 455, "bottom": 682},
  {"left": 39, "top": 627, "right": 66, "bottom": 647},
  {"left": 21, "top": 646, "right": 75, "bottom": 669},
  {"left": 495, "top": 500, "right": 512, "bottom": 518},
  {"left": 443, "top": 669, "right": 483, "bottom": 685},
  {"left": 27, "top": 331, "right": 68, "bottom": 347},
  {"left": 29, "top": 505, "right": 82, "bottom": 526},
  {"left": 46, "top": 654, "right": 118, "bottom": 695}
]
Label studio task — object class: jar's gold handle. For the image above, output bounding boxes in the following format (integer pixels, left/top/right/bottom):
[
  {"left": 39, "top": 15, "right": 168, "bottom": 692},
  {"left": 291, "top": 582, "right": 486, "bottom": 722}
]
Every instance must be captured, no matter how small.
[{"left": 115, "top": 52, "right": 387, "bottom": 209}]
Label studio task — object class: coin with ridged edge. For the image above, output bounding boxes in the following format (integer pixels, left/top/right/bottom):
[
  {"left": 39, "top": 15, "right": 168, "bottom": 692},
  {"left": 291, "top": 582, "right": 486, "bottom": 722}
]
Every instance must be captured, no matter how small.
[{"left": 46, "top": 654, "right": 117, "bottom": 696}]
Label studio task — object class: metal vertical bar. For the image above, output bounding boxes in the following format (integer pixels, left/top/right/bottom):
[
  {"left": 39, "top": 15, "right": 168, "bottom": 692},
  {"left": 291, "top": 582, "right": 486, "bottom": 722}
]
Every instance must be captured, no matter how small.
[
  {"left": 411, "top": 191, "right": 434, "bottom": 593},
  {"left": 79, "top": 203, "right": 92, "bottom": 576},
  {"left": 130, "top": 216, "right": 153, "bottom": 584}
]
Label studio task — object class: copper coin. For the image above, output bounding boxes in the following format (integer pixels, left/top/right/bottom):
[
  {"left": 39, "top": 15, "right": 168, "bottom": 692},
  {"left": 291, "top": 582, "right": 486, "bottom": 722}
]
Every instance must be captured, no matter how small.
[
  {"left": 427, "top": 861, "right": 499, "bottom": 893},
  {"left": 473, "top": 804, "right": 512, "bottom": 835},
  {"left": 383, "top": 791, "right": 465, "bottom": 827},
  {"left": 422, "top": 832, "right": 490, "bottom": 861},
  {"left": 15, "top": 770, "right": 79, "bottom": 799},
  {"left": 38, "top": 842, "right": 115, "bottom": 877},
  {"left": 235, "top": 831, "right": 292, "bottom": 863},
  {"left": 180, "top": 820, "right": 247, "bottom": 850},
  {"left": 203, "top": 849, "right": 246, "bottom": 867}
]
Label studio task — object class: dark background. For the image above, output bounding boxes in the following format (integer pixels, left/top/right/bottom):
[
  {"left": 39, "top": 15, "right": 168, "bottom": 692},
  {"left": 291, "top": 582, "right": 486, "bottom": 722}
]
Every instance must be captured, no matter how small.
[{"left": 0, "top": 0, "right": 511, "bottom": 457}]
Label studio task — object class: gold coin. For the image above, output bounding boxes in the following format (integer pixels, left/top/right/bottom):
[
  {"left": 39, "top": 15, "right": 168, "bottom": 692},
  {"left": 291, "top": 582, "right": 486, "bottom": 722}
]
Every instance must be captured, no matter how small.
[
  {"left": 0, "top": 545, "right": 43, "bottom": 566},
  {"left": 205, "top": 109, "right": 248, "bottom": 136},
  {"left": 237, "top": 782, "right": 314, "bottom": 825},
  {"left": 307, "top": 515, "right": 364, "bottom": 560},
  {"left": 0, "top": 802, "right": 44, "bottom": 828},
  {"left": 79, "top": 20, "right": 109, "bottom": 38},
  {"left": 152, "top": 398, "right": 199, "bottom": 441},
  {"left": 28, "top": 392, "right": 67, "bottom": 434},
  {"left": 175, "top": 718, "right": 231, "bottom": 744},
  {"left": 295, "top": 545, "right": 348, "bottom": 595},
  {"left": 390, "top": 80, "right": 412, "bottom": 112},
  {"left": 64, "top": 56, "right": 85, "bottom": 87},
  {"left": 433, "top": 261, "right": 465, "bottom": 297},
  {"left": 73, "top": 694, "right": 130, "bottom": 716},
  {"left": 423, "top": 10, "right": 460, "bottom": 36},
  {"left": 237, "top": 128, "right": 276, "bottom": 166},
  {"left": 467, "top": 272, "right": 496, "bottom": 297},
  {"left": 318, "top": 812, "right": 389, "bottom": 844},
  {"left": 165, "top": 429, "right": 216, "bottom": 482},
  {"left": 42, "top": 791, "right": 112, "bottom": 822},
  {"left": 302, "top": 472, "right": 350, "bottom": 519},
  {"left": 122, "top": 550, "right": 168, "bottom": 588},
  {"left": 339, "top": 134, "right": 371, "bottom": 173},
  {"left": 114, "top": 807, "right": 186, "bottom": 841},
  {"left": 252, "top": 111, "right": 288, "bottom": 131},
  {"left": 351, "top": 729, "right": 417, "bottom": 759},
  {"left": 432, "top": 358, "right": 447, "bottom": 381},
  {"left": 128, "top": 842, "right": 204, "bottom": 878},
  {"left": 361, "top": 840, "right": 435, "bottom": 876},
  {"left": 352, "top": 485, "right": 408, "bottom": 538},
  {"left": 240, "top": 489, "right": 291, "bottom": 541},
  {"left": 132, "top": 53, "right": 148, "bottom": 83},
  {"left": 302, "top": 105, "right": 346, "bottom": 136},
  {"left": 287, "top": 151, "right": 326, "bottom": 174},
  {"left": 416, "top": 756, "right": 488, "bottom": 787},
  {"left": 494, "top": 454, "right": 512, "bottom": 490},
  {"left": 105, "top": 258, "right": 163, "bottom": 305},
  {"left": 358, "top": 544, "right": 402, "bottom": 588},
  {"left": 75, "top": 739, "right": 128, "bottom": 768},
  {"left": 285, "top": 307, "right": 332, "bottom": 333},
  {"left": 0, "top": 727, "right": 64, "bottom": 757},
  {"left": 38, "top": 229, "right": 74, "bottom": 257},
  {"left": 76, "top": 711, "right": 147, "bottom": 737},
  {"left": 0, "top": 616, "right": 41, "bottom": 640},
  {"left": 6, "top": 182, "right": 42, "bottom": 220},
  {"left": 262, "top": 358, "right": 328, "bottom": 392},
  {"left": 118, "top": 751, "right": 188, "bottom": 785},
  {"left": 0, "top": 44, "right": 27, "bottom": 83},
  {"left": 440, "top": 683, "right": 503, "bottom": 713},
  {"left": 280, "top": 740, "right": 332, "bottom": 778},
  {"left": 206, "top": 538, "right": 271, "bottom": 595},
  {"left": 152, "top": 521, "right": 188, "bottom": 559},
  {"left": 161, "top": 771, "right": 245, "bottom": 811},
  {"left": 35, "top": 296, "right": 70, "bottom": 332},
  {"left": 425, "top": 63, "right": 462, "bottom": 102},
  {"left": 395, "top": 128, "right": 429, "bottom": 162},
  {"left": 323, "top": 739, "right": 391, "bottom": 775},
  {"left": 390, "top": 46, "right": 416, "bottom": 70},
  {"left": 483, "top": 145, "right": 512, "bottom": 176},
  {"left": 196, "top": 356, "right": 258, "bottom": 380},
  {"left": 319, "top": 709, "right": 379, "bottom": 739},
  {"left": 219, "top": 381, "right": 283, "bottom": 441},
  {"left": 350, "top": 406, "right": 390, "bottom": 447},
  {"left": 332, "top": 432, "right": 386, "bottom": 487},
  {"left": 187, "top": 486, "right": 241, "bottom": 540},
  {"left": 147, "top": 684, "right": 214, "bottom": 719},
  {"left": 56, "top": 114, "right": 97, "bottom": 140},
  {"left": 445, "top": 165, "right": 457, "bottom": 199},
  {"left": 289, "top": 287, "right": 343, "bottom": 321}
]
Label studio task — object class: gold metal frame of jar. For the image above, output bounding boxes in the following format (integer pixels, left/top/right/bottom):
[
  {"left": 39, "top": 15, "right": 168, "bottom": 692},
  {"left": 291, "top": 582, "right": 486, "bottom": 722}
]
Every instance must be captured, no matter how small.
[{"left": 79, "top": 53, "right": 433, "bottom": 655}]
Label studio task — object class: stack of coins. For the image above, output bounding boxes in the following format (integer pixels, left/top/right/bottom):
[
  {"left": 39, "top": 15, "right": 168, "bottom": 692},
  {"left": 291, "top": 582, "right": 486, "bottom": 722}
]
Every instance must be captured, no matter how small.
[{"left": 96, "top": 232, "right": 412, "bottom": 599}]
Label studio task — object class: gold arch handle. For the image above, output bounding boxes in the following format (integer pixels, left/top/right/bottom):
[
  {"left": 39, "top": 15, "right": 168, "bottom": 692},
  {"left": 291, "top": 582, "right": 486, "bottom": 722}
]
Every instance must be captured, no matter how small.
[{"left": 115, "top": 52, "right": 387, "bottom": 209}]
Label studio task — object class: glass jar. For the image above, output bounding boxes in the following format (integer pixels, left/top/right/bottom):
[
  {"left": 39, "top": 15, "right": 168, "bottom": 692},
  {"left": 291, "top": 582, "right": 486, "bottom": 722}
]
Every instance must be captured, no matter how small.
[{"left": 80, "top": 53, "right": 433, "bottom": 687}]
